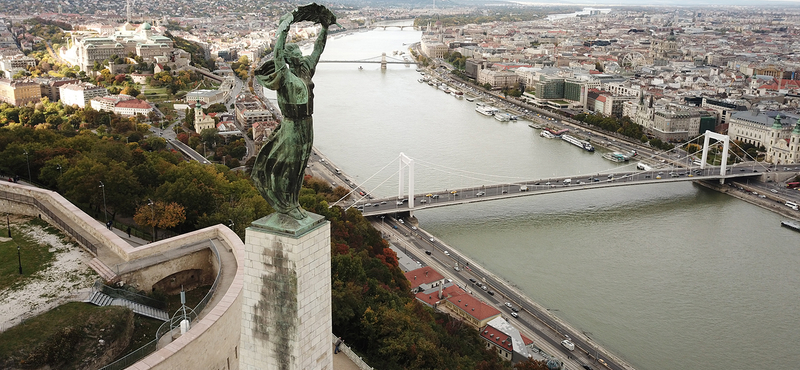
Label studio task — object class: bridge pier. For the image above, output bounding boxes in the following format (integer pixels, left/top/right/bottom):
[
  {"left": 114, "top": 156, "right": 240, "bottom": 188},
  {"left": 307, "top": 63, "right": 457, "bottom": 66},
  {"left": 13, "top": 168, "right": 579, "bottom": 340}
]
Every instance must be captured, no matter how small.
[{"left": 381, "top": 52, "right": 387, "bottom": 69}]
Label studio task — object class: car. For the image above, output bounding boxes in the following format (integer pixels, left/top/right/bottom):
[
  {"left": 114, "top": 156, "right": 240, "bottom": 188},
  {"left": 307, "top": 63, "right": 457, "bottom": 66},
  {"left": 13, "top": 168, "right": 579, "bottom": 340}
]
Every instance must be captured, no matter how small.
[
  {"left": 771, "top": 189, "right": 779, "bottom": 193},
  {"left": 645, "top": 175, "right": 651, "bottom": 178},
  {"left": 758, "top": 194, "right": 766, "bottom": 198},
  {"left": 431, "top": 194, "right": 440, "bottom": 199},
  {"left": 359, "top": 191, "right": 365, "bottom": 196},
  {"left": 740, "top": 168, "right": 745, "bottom": 172},
  {"left": 481, "top": 285, "right": 488, "bottom": 291},
  {"left": 598, "top": 359, "right": 607, "bottom": 367},
  {"left": 510, "top": 312, "right": 519, "bottom": 318},
  {"left": 425, "top": 193, "right": 433, "bottom": 197},
  {"left": 582, "top": 366, "right": 594, "bottom": 370},
  {"left": 487, "top": 290, "right": 494, "bottom": 296},
  {"left": 475, "top": 191, "right": 485, "bottom": 196},
  {"left": 429, "top": 238, "right": 435, "bottom": 242},
  {"left": 411, "top": 226, "right": 417, "bottom": 230},
  {"left": 364, "top": 203, "right": 372, "bottom": 207},
  {"left": 511, "top": 307, "right": 519, "bottom": 312},
  {"left": 425, "top": 250, "right": 431, "bottom": 255},
  {"left": 444, "top": 251, "right": 450, "bottom": 256},
  {"left": 373, "top": 203, "right": 379, "bottom": 207},
  {"left": 561, "top": 339, "right": 575, "bottom": 351},
  {"left": 505, "top": 302, "right": 512, "bottom": 308},
  {"left": 392, "top": 225, "right": 398, "bottom": 229},
  {"left": 752, "top": 191, "right": 758, "bottom": 195},
  {"left": 396, "top": 201, "right": 404, "bottom": 205},
  {"left": 469, "top": 278, "right": 477, "bottom": 283},
  {"left": 656, "top": 175, "right": 662, "bottom": 179},
  {"left": 419, "top": 199, "right": 428, "bottom": 203},
  {"left": 450, "top": 190, "right": 458, "bottom": 195}
]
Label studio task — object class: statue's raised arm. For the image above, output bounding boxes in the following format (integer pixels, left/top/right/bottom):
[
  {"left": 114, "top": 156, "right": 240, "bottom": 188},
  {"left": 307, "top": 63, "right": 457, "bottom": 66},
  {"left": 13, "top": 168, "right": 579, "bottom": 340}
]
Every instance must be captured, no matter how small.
[{"left": 252, "top": 4, "right": 336, "bottom": 221}]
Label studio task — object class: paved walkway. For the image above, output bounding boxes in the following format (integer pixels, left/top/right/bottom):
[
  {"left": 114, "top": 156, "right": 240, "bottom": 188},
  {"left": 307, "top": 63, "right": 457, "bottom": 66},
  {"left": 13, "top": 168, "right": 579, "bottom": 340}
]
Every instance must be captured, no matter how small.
[{"left": 333, "top": 351, "right": 361, "bottom": 370}]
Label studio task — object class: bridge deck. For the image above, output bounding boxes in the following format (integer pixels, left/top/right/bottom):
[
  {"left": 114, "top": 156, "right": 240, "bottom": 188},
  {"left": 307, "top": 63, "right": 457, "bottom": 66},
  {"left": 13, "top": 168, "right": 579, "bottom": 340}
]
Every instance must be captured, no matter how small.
[{"left": 355, "top": 168, "right": 765, "bottom": 217}]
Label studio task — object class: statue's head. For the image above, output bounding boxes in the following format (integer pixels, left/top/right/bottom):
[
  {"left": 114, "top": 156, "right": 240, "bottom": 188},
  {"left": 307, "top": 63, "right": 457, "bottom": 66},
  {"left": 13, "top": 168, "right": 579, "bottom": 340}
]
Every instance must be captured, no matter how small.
[{"left": 285, "top": 43, "right": 303, "bottom": 67}]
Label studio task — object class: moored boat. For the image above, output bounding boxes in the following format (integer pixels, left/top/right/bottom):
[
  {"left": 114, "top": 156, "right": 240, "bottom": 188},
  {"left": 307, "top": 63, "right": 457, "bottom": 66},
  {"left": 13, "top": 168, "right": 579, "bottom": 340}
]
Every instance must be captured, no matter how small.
[
  {"left": 494, "top": 112, "right": 512, "bottom": 122},
  {"left": 476, "top": 104, "right": 499, "bottom": 116},
  {"left": 465, "top": 96, "right": 475, "bottom": 102},
  {"left": 562, "top": 134, "right": 595, "bottom": 152},
  {"left": 781, "top": 220, "right": 800, "bottom": 232},
  {"left": 540, "top": 130, "right": 557, "bottom": 139}
]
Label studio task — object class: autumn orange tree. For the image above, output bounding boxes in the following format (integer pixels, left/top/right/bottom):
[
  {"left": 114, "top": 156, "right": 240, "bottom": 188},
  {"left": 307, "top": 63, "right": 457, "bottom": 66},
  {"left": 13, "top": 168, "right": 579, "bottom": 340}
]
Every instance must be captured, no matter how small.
[{"left": 133, "top": 200, "right": 186, "bottom": 240}]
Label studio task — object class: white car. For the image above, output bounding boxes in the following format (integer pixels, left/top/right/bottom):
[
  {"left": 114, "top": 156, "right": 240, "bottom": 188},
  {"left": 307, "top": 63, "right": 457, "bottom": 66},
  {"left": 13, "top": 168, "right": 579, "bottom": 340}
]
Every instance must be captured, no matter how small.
[
  {"left": 561, "top": 339, "right": 575, "bottom": 351},
  {"left": 443, "top": 251, "right": 450, "bottom": 256}
]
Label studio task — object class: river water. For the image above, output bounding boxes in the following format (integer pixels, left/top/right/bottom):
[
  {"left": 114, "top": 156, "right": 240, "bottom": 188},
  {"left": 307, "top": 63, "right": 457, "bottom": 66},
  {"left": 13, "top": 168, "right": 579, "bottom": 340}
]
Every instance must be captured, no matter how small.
[{"left": 286, "top": 26, "right": 799, "bottom": 370}]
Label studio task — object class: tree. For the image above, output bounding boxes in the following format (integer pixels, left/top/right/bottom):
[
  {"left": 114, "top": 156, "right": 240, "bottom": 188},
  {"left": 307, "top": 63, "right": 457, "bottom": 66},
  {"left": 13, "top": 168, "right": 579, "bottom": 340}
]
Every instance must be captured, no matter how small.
[
  {"left": 514, "top": 359, "right": 550, "bottom": 370},
  {"left": 133, "top": 200, "right": 186, "bottom": 240}
]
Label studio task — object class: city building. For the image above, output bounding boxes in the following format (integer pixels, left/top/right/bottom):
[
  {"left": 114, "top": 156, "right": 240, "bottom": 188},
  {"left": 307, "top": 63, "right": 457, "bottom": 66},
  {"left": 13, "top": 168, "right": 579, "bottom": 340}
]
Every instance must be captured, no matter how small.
[
  {"left": 194, "top": 102, "right": 216, "bottom": 133},
  {"left": 66, "top": 22, "right": 176, "bottom": 72},
  {"left": 728, "top": 110, "right": 799, "bottom": 147},
  {"left": 35, "top": 77, "right": 80, "bottom": 102},
  {"left": 235, "top": 96, "right": 273, "bottom": 128},
  {"left": 0, "top": 78, "right": 41, "bottom": 106},
  {"left": 113, "top": 98, "right": 153, "bottom": 117},
  {"left": 405, "top": 266, "right": 444, "bottom": 293},
  {"left": 477, "top": 68, "right": 519, "bottom": 89},
  {"left": 186, "top": 89, "right": 226, "bottom": 106},
  {"left": 0, "top": 54, "right": 37, "bottom": 78},
  {"left": 480, "top": 317, "right": 540, "bottom": 364},
  {"left": 59, "top": 83, "right": 109, "bottom": 108},
  {"left": 443, "top": 294, "right": 502, "bottom": 329},
  {"left": 766, "top": 115, "right": 800, "bottom": 165}
]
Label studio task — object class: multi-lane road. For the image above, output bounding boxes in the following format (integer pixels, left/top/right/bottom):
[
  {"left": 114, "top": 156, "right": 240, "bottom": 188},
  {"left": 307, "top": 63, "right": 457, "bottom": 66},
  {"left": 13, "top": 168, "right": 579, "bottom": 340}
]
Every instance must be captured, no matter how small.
[
  {"left": 356, "top": 164, "right": 775, "bottom": 217},
  {"left": 376, "top": 216, "right": 626, "bottom": 370}
]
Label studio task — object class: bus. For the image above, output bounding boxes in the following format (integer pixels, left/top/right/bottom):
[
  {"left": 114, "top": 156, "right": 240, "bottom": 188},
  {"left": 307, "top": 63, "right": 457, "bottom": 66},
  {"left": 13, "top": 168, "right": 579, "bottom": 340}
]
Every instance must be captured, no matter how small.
[{"left": 787, "top": 182, "right": 800, "bottom": 189}]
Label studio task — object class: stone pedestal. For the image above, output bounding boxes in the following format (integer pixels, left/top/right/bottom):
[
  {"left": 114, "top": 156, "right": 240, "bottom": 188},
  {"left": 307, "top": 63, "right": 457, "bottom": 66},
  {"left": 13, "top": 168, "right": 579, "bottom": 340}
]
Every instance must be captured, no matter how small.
[{"left": 240, "top": 212, "right": 332, "bottom": 370}]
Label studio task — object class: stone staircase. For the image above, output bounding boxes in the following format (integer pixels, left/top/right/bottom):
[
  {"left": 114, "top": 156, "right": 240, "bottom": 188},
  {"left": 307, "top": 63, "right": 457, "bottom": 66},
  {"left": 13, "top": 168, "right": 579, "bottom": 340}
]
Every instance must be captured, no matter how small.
[
  {"left": 84, "top": 291, "right": 169, "bottom": 321},
  {"left": 86, "top": 258, "right": 118, "bottom": 282}
]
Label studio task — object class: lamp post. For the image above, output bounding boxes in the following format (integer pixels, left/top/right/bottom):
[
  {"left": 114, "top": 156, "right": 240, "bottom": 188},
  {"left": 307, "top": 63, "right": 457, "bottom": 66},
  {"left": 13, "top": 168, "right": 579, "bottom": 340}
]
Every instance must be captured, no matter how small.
[
  {"left": 17, "top": 245, "right": 22, "bottom": 274},
  {"left": 148, "top": 199, "right": 155, "bottom": 242},
  {"left": 23, "top": 150, "right": 31, "bottom": 183},
  {"left": 6, "top": 213, "right": 10, "bottom": 238},
  {"left": 56, "top": 165, "right": 62, "bottom": 177},
  {"left": 99, "top": 181, "right": 108, "bottom": 225}
]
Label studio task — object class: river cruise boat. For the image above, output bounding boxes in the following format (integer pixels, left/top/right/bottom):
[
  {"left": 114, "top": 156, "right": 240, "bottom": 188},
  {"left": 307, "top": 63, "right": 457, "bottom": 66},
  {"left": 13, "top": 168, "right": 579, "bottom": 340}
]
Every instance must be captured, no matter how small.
[
  {"left": 562, "top": 134, "right": 595, "bottom": 152},
  {"left": 602, "top": 152, "right": 629, "bottom": 162},
  {"left": 476, "top": 104, "right": 499, "bottom": 116}
]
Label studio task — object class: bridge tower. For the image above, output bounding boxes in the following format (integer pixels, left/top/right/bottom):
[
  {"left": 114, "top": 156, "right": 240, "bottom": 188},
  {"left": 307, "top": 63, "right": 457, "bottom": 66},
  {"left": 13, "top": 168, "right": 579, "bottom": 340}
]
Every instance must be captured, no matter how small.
[
  {"left": 398, "top": 153, "right": 414, "bottom": 209},
  {"left": 381, "top": 52, "right": 387, "bottom": 69},
  {"left": 699, "top": 130, "right": 730, "bottom": 184}
]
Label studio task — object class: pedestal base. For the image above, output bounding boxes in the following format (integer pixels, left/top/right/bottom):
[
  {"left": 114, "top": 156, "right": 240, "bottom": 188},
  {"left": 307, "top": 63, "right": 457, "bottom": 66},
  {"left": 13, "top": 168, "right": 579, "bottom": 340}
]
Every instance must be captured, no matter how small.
[{"left": 240, "top": 212, "right": 332, "bottom": 370}]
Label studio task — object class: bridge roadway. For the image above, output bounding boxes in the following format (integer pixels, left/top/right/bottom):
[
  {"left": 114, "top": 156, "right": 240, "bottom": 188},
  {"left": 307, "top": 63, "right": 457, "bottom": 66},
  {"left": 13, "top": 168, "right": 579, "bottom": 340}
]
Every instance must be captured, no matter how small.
[{"left": 356, "top": 165, "right": 769, "bottom": 217}]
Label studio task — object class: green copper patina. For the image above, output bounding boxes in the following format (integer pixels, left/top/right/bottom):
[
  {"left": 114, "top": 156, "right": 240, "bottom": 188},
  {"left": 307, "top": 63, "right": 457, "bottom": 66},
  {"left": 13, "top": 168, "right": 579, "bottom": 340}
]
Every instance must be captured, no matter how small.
[{"left": 252, "top": 4, "right": 336, "bottom": 221}]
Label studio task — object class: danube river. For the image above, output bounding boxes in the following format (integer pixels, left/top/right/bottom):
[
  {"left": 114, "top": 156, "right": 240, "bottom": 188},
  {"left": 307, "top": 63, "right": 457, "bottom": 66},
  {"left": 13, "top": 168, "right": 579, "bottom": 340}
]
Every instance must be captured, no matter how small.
[{"left": 286, "top": 26, "right": 799, "bottom": 370}]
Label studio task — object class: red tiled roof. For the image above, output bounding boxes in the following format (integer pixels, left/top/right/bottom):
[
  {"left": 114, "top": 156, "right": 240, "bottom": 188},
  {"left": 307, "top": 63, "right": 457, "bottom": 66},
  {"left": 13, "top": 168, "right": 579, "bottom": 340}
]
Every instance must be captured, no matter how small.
[
  {"left": 480, "top": 325, "right": 513, "bottom": 351},
  {"left": 405, "top": 266, "right": 444, "bottom": 288},
  {"left": 415, "top": 285, "right": 466, "bottom": 306},
  {"left": 115, "top": 99, "right": 151, "bottom": 109},
  {"left": 446, "top": 294, "right": 501, "bottom": 321}
]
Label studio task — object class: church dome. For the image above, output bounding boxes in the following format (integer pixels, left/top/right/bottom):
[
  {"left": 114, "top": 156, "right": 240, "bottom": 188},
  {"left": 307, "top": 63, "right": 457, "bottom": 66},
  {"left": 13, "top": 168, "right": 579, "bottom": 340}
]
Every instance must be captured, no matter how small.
[{"left": 142, "top": 22, "right": 152, "bottom": 30}]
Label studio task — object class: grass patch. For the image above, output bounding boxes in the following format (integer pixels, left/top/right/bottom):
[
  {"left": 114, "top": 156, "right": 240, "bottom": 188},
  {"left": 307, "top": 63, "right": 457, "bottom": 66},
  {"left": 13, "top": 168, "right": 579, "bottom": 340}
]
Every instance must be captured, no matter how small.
[
  {"left": 0, "top": 218, "right": 58, "bottom": 291},
  {"left": 0, "top": 303, "right": 133, "bottom": 369}
]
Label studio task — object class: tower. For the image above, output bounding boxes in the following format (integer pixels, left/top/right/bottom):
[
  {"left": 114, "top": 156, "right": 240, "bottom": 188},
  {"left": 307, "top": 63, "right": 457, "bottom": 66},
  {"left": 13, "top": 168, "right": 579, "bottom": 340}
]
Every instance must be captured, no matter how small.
[{"left": 790, "top": 118, "right": 800, "bottom": 163}]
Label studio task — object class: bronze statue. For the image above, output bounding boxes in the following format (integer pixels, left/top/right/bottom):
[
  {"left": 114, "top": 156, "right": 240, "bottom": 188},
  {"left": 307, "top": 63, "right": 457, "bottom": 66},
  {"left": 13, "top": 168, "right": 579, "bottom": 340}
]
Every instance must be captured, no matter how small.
[{"left": 253, "top": 4, "right": 336, "bottom": 220}]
